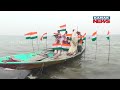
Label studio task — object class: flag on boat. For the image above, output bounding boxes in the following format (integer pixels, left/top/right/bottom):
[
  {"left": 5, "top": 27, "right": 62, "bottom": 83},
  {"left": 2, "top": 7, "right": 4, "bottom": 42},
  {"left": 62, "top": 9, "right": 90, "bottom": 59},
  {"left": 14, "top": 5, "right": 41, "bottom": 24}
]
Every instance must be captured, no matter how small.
[
  {"left": 60, "top": 24, "right": 66, "bottom": 29},
  {"left": 82, "top": 33, "right": 86, "bottom": 40},
  {"left": 92, "top": 31, "right": 97, "bottom": 41},
  {"left": 62, "top": 44, "right": 71, "bottom": 51},
  {"left": 52, "top": 43, "right": 70, "bottom": 51},
  {"left": 65, "top": 34, "right": 72, "bottom": 40},
  {"left": 52, "top": 43, "right": 62, "bottom": 50},
  {"left": 40, "top": 33, "right": 47, "bottom": 40},
  {"left": 25, "top": 32, "right": 38, "bottom": 39},
  {"left": 66, "top": 34, "right": 72, "bottom": 37},
  {"left": 59, "top": 24, "right": 66, "bottom": 32},
  {"left": 106, "top": 30, "right": 110, "bottom": 40}
]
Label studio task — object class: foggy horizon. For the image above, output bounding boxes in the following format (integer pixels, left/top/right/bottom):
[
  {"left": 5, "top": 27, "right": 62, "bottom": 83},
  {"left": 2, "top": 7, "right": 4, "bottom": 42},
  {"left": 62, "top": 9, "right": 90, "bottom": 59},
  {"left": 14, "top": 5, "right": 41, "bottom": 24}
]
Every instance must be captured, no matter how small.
[{"left": 0, "top": 11, "right": 119, "bottom": 36}]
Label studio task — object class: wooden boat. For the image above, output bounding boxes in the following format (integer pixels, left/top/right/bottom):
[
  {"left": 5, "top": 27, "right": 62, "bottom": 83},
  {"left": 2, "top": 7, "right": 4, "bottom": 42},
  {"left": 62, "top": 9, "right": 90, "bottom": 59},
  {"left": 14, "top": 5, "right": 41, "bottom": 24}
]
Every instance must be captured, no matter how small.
[{"left": 0, "top": 45, "right": 85, "bottom": 70}]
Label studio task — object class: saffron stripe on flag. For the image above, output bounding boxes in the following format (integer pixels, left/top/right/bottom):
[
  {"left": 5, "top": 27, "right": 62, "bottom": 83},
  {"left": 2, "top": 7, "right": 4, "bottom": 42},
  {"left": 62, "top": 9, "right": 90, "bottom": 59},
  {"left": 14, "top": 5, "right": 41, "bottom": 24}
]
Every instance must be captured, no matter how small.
[
  {"left": 60, "top": 24, "right": 66, "bottom": 28},
  {"left": 25, "top": 32, "right": 37, "bottom": 36},
  {"left": 92, "top": 31, "right": 97, "bottom": 36}
]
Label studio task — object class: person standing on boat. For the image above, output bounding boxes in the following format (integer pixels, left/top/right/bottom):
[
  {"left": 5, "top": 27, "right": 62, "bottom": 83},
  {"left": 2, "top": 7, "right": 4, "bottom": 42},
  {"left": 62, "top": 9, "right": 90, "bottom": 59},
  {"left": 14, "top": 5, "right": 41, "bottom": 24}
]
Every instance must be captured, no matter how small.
[
  {"left": 67, "top": 30, "right": 78, "bottom": 56},
  {"left": 53, "top": 40, "right": 62, "bottom": 59},
  {"left": 62, "top": 31, "right": 69, "bottom": 44},
  {"left": 53, "top": 30, "right": 62, "bottom": 59}
]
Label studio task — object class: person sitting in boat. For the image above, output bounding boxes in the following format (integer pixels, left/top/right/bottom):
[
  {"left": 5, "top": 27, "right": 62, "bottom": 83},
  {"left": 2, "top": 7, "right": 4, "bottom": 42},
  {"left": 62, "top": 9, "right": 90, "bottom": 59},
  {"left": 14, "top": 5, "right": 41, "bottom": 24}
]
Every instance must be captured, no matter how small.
[{"left": 67, "top": 30, "right": 79, "bottom": 56}]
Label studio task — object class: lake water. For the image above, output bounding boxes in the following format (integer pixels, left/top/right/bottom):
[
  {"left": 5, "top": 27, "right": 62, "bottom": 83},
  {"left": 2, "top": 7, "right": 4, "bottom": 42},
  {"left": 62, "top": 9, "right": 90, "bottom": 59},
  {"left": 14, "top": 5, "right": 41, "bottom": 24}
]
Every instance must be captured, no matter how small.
[{"left": 0, "top": 35, "right": 120, "bottom": 79}]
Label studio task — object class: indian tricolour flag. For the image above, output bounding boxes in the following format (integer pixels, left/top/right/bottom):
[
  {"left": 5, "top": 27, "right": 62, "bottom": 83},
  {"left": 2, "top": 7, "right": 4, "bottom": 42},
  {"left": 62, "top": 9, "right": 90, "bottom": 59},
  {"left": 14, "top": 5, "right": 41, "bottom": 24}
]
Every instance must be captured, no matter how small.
[
  {"left": 66, "top": 34, "right": 72, "bottom": 37},
  {"left": 82, "top": 33, "right": 86, "bottom": 40},
  {"left": 59, "top": 24, "right": 66, "bottom": 32},
  {"left": 106, "top": 30, "right": 110, "bottom": 40},
  {"left": 52, "top": 43, "right": 62, "bottom": 50},
  {"left": 40, "top": 33, "right": 47, "bottom": 41},
  {"left": 62, "top": 44, "right": 71, "bottom": 51},
  {"left": 92, "top": 31, "right": 97, "bottom": 41},
  {"left": 25, "top": 32, "right": 38, "bottom": 39},
  {"left": 66, "top": 34, "right": 72, "bottom": 40}
]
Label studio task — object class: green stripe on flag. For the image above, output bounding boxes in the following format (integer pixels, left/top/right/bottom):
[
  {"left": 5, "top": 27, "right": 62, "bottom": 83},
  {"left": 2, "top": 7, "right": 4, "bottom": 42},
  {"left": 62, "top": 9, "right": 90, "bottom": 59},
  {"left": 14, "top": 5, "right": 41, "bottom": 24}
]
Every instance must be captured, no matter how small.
[
  {"left": 26, "top": 37, "right": 31, "bottom": 39},
  {"left": 30, "top": 36, "right": 38, "bottom": 39},
  {"left": 58, "top": 29, "right": 66, "bottom": 32},
  {"left": 62, "top": 48, "right": 69, "bottom": 51},
  {"left": 43, "top": 37, "right": 47, "bottom": 39},
  {"left": 92, "top": 37, "right": 97, "bottom": 41},
  {"left": 52, "top": 47, "right": 63, "bottom": 50},
  {"left": 106, "top": 37, "right": 110, "bottom": 40},
  {"left": 83, "top": 37, "right": 86, "bottom": 40}
]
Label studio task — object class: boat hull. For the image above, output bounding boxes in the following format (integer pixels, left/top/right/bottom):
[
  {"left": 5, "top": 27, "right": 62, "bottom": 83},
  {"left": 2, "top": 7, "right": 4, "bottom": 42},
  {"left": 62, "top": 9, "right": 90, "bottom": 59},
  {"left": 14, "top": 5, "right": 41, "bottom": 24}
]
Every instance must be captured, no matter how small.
[{"left": 0, "top": 47, "right": 85, "bottom": 70}]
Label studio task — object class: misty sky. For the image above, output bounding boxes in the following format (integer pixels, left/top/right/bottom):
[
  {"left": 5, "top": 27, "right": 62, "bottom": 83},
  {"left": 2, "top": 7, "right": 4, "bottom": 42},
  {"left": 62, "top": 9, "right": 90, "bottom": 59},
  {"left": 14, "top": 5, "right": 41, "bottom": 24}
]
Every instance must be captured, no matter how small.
[{"left": 0, "top": 11, "right": 119, "bottom": 36}]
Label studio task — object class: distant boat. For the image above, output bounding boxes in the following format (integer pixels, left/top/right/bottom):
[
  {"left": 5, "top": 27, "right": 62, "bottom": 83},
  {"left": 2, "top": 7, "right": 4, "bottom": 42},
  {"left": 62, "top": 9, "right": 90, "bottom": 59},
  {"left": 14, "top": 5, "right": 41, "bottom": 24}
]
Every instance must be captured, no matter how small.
[{"left": 0, "top": 45, "right": 85, "bottom": 70}]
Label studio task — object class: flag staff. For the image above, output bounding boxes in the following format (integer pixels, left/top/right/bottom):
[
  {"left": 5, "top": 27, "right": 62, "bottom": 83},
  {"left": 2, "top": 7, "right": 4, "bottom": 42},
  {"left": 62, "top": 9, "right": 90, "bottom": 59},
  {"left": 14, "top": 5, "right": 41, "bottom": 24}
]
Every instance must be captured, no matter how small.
[
  {"left": 85, "top": 34, "right": 87, "bottom": 50},
  {"left": 84, "top": 33, "right": 86, "bottom": 60},
  {"left": 32, "top": 39, "right": 34, "bottom": 52},
  {"left": 46, "top": 36, "right": 47, "bottom": 50},
  {"left": 37, "top": 37, "right": 39, "bottom": 51},
  {"left": 95, "top": 31, "right": 97, "bottom": 60},
  {"left": 84, "top": 39, "right": 86, "bottom": 60},
  {"left": 40, "top": 33, "right": 47, "bottom": 50},
  {"left": 108, "top": 31, "right": 110, "bottom": 63}
]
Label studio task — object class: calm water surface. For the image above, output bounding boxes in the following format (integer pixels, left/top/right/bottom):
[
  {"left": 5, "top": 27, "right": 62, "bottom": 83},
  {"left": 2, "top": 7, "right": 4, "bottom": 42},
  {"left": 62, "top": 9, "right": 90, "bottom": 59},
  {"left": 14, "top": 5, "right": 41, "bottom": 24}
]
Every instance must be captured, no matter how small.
[{"left": 0, "top": 35, "right": 120, "bottom": 79}]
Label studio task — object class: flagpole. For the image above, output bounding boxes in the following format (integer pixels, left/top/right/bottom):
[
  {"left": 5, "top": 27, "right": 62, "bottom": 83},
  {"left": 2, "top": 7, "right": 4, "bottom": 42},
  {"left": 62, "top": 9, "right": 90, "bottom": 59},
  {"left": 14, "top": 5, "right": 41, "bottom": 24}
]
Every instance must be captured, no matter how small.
[
  {"left": 95, "top": 31, "right": 97, "bottom": 60},
  {"left": 84, "top": 37, "right": 86, "bottom": 60},
  {"left": 32, "top": 39, "right": 34, "bottom": 52},
  {"left": 85, "top": 36, "right": 86, "bottom": 49},
  {"left": 46, "top": 36, "right": 47, "bottom": 50},
  {"left": 37, "top": 37, "right": 39, "bottom": 51},
  {"left": 108, "top": 35, "right": 110, "bottom": 63}
]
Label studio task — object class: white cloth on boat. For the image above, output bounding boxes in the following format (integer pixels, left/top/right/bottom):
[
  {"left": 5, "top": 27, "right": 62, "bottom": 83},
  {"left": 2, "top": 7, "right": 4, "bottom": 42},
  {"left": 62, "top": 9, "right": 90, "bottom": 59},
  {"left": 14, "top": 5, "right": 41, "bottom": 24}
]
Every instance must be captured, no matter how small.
[{"left": 68, "top": 30, "right": 78, "bottom": 54}]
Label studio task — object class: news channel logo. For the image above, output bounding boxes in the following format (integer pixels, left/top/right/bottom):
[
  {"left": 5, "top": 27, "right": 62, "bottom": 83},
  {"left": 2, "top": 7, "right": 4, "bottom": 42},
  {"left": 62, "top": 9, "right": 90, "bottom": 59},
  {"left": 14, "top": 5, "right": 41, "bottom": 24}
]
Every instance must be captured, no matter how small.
[{"left": 93, "top": 16, "right": 110, "bottom": 23}]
